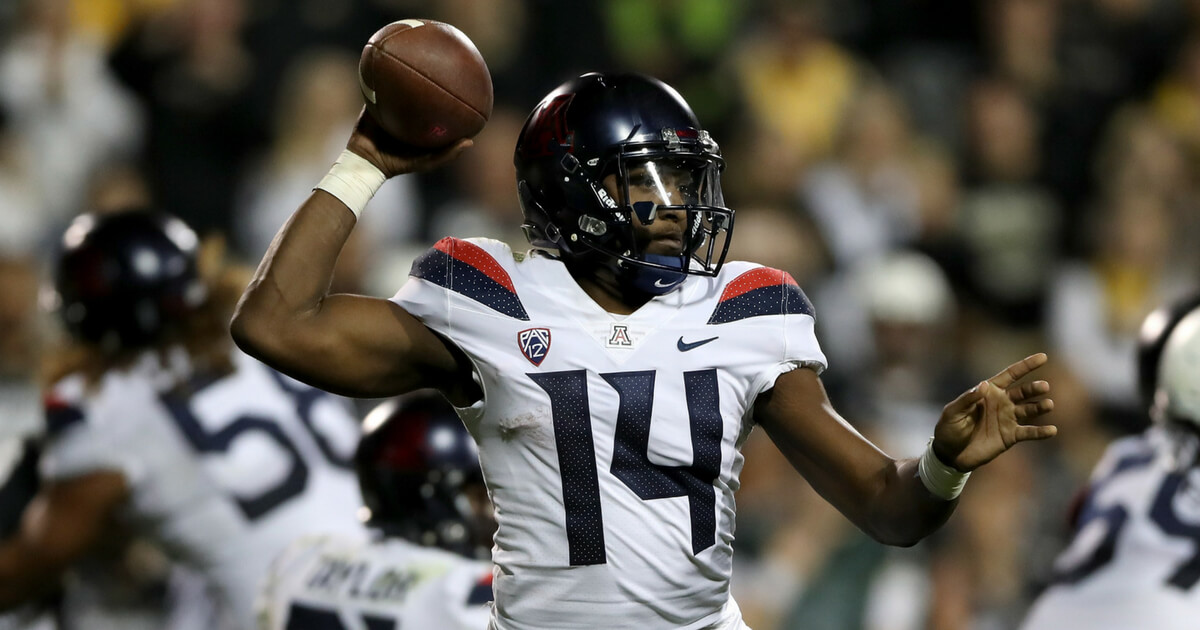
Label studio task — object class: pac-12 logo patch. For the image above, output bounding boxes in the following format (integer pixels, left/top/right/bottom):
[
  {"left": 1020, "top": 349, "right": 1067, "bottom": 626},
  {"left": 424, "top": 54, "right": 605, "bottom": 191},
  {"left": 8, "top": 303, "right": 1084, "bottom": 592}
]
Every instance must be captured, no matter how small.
[{"left": 518, "top": 328, "right": 551, "bottom": 366}]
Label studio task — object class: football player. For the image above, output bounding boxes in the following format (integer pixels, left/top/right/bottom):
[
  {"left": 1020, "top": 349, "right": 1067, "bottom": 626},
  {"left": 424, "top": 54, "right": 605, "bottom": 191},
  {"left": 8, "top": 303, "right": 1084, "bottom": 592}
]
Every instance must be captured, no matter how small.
[
  {"left": 257, "top": 391, "right": 494, "bottom": 629},
  {"left": 0, "top": 210, "right": 367, "bottom": 629},
  {"left": 1021, "top": 295, "right": 1200, "bottom": 630},
  {"left": 232, "top": 72, "right": 1057, "bottom": 629}
]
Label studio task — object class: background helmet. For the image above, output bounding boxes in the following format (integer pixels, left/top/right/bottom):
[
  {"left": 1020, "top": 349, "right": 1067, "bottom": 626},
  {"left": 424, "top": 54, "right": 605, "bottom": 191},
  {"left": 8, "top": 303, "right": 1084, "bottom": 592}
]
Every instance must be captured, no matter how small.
[
  {"left": 1137, "top": 294, "right": 1200, "bottom": 411},
  {"left": 53, "top": 210, "right": 206, "bottom": 351},
  {"left": 355, "top": 392, "right": 491, "bottom": 559},
  {"left": 1156, "top": 308, "right": 1200, "bottom": 427},
  {"left": 514, "top": 72, "right": 733, "bottom": 293}
]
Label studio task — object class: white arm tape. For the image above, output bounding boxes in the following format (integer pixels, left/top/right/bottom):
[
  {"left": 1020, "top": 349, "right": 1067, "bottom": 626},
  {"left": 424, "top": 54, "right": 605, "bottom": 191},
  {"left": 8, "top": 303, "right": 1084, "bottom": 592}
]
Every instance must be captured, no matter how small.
[
  {"left": 918, "top": 437, "right": 971, "bottom": 500},
  {"left": 314, "top": 149, "right": 387, "bottom": 219}
]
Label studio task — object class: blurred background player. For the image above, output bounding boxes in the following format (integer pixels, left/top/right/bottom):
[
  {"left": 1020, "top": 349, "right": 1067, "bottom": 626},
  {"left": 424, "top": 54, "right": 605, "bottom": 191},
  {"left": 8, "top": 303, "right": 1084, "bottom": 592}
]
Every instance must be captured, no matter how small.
[
  {"left": 258, "top": 391, "right": 494, "bottom": 629},
  {"left": 1020, "top": 293, "right": 1200, "bottom": 630},
  {"left": 0, "top": 209, "right": 367, "bottom": 629}
]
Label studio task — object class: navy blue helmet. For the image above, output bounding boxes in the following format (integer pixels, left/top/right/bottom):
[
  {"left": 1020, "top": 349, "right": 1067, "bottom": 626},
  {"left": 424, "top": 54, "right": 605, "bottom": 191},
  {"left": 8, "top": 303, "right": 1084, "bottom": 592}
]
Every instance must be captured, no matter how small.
[
  {"left": 1137, "top": 293, "right": 1200, "bottom": 410},
  {"left": 355, "top": 392, "right": 491, "bottom": 559},
  {"left": 514, "top": 73, "right": 733, "bottom": 294},
  {"left": 53, "top": 210, "right": 206, "bottom": 351}
]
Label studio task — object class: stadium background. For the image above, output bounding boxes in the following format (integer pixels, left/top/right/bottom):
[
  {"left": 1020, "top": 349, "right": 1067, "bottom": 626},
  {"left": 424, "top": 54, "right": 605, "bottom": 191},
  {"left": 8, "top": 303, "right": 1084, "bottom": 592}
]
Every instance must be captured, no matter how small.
[{"left": 1, "top": 0, "right": 1198, "bottom": 628}]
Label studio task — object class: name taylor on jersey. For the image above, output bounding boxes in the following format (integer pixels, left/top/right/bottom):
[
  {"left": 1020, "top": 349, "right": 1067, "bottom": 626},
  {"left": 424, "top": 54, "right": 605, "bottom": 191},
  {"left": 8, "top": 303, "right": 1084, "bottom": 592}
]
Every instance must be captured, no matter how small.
[{"left": 303, "top": 554, "right": 434, "bottom": 603}]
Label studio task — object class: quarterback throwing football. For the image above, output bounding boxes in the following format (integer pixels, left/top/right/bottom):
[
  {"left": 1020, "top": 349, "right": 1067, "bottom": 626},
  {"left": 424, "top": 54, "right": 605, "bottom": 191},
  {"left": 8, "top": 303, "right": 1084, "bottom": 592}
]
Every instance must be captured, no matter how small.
[{"left": 233, "top": 72, "right": 1058, "bottom": 630}]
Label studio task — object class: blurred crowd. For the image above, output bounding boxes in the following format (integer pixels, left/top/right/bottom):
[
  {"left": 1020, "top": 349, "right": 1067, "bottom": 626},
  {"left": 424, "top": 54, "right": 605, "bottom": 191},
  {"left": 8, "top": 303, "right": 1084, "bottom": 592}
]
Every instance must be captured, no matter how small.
[{"left": 1, "top": 0, "right": 1198, "bottom": 628}]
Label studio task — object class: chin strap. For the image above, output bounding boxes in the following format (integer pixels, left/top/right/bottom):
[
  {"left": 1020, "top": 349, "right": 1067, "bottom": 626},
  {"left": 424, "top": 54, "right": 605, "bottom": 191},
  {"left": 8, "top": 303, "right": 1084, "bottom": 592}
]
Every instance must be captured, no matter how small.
[{"left": 623, "top": 253, "right": 687, "bottom": 295}]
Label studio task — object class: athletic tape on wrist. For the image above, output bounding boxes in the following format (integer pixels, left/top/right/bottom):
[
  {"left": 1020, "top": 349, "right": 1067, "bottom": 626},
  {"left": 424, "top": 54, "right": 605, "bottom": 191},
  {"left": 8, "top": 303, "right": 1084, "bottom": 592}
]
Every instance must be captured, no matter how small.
[
  {"left": 918, "top": 437, "right": 970, "bottom": 500},
  {"left": 314, "top": 150, "right": 386, "bottom": 218}
]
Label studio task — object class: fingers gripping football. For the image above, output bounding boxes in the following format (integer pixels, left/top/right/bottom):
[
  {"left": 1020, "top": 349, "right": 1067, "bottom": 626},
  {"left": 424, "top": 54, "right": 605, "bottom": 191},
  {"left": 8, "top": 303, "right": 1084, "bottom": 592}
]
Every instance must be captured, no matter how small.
[{"left": 347, "top": 109, "right": 473, "bottom": 178}]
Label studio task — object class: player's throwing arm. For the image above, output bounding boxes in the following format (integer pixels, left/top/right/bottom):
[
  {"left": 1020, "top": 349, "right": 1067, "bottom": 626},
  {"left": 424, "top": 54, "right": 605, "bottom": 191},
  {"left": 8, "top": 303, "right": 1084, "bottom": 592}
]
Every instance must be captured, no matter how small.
[{"left": 231, "top": 20, "right": 488, "bottom": 404}]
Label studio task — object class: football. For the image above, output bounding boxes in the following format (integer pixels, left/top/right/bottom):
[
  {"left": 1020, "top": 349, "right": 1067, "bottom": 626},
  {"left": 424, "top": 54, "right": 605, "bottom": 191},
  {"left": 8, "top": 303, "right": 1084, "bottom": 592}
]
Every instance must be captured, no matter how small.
[{"left": 358, "top": 19, "right": 493, "bottom": 148}]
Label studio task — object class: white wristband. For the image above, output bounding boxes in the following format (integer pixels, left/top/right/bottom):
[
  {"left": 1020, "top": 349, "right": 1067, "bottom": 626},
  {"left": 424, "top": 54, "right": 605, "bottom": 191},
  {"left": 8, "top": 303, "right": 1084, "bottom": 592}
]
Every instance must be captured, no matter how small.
[
  {"left": 918, "top": 438, "right": 970, "bottom": 500},
  {"left": 314, "top": 150, "right": 387, "bottom": 219}
]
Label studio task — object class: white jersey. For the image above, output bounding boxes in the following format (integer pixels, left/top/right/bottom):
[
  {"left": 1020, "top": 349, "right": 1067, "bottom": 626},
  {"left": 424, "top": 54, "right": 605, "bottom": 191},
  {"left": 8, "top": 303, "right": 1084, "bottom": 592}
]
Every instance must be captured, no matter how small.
[
  {"left": 1021, "top": 429, "right": 1200, "bottom": 630},
  {"left": 392, "top": 238, "right": 826, "bottom": 629},
  {"left": 257, "top": 534, "right": 492, "bottom": 630},
  {"left": 41, "top": 347, "right": 368, "bottom": 629}
]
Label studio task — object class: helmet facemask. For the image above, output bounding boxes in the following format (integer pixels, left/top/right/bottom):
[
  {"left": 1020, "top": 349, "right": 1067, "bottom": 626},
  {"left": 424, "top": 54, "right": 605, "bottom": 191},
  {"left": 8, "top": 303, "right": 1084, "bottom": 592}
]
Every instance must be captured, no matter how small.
[
  {"left": 516, "top": 73, "right": 737, "bottom": 295},
  {"left": 545, "top": 127, "right": 734, "bottom": 295}
]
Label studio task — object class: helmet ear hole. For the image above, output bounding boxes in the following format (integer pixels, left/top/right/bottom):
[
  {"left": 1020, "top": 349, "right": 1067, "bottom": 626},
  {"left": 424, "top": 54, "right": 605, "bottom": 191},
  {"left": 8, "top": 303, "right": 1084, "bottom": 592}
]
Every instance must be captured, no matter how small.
[{"left": 544, "top": 221, "right": 562, "bottom": 243}]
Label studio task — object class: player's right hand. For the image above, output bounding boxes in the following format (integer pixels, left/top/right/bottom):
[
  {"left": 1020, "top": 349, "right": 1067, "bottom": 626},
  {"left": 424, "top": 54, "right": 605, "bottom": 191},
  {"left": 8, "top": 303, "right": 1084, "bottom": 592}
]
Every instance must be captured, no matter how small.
[{"left": 346, "top": 108, "right": 472, "bottom": 178}]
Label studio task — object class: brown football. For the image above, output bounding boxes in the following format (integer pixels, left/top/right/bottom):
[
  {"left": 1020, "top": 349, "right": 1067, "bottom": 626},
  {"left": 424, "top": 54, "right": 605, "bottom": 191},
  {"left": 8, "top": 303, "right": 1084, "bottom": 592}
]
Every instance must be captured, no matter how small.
[{"left": 358, "top": 19, "right": 493, "bottom": 148}]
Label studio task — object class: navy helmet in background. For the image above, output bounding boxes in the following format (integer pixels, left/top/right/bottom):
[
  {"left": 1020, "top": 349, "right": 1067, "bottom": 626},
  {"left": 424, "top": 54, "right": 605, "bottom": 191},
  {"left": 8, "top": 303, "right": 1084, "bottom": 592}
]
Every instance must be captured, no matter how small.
[
  {"left": 52, "top": 210, "right": 207, "bottom": 351},
  {"left": 355, "top": 392, "right": 492, "bottom": 560}
]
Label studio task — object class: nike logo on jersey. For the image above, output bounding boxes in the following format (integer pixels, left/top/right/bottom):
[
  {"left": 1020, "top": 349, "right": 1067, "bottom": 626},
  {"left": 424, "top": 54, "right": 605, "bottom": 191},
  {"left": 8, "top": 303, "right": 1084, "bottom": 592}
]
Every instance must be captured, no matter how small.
[{"left": 677, "top": 336, "right": 718, "bottom": 352}]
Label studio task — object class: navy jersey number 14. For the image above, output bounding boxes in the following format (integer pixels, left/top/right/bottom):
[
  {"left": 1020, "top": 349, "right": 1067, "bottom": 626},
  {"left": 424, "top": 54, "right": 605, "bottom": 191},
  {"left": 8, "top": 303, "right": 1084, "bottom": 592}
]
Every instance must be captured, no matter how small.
[{"left": 530, "top": 369, "right": 723, "bottom": 566}]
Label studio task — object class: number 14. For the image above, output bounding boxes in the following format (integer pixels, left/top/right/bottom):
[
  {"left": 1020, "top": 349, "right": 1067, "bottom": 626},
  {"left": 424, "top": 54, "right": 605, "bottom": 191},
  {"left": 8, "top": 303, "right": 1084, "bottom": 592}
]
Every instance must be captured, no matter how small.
[{"left": 529, "top": 369, "right": 724, "bottom": 566}]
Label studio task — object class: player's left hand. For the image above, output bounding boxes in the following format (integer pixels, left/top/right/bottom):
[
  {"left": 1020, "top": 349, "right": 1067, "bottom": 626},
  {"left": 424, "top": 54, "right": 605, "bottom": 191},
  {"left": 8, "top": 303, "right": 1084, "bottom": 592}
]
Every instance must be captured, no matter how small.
[{"left": 931, "top": 353, "right": 1057, "bottom": 472}]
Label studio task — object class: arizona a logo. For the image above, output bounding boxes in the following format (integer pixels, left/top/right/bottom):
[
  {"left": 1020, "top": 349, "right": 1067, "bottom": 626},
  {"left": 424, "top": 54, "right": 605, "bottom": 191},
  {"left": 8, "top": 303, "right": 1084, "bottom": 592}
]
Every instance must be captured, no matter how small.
[
  {"left": 608, "top": 324, "right": 633, "bottom": 347},
  {"left": 518, "top": 328, "right": 551, "bottom": 366}
]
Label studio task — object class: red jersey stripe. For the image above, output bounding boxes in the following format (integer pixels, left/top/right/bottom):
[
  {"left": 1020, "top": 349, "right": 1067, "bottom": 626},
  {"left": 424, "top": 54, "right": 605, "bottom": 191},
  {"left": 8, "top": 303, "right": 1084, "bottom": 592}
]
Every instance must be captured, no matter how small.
[
  {"left": 718, "top": 267, "right": 798, "bottom": 303},
  {"left": 433, "top": 237, "right": 517, "bottom": 294}
]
